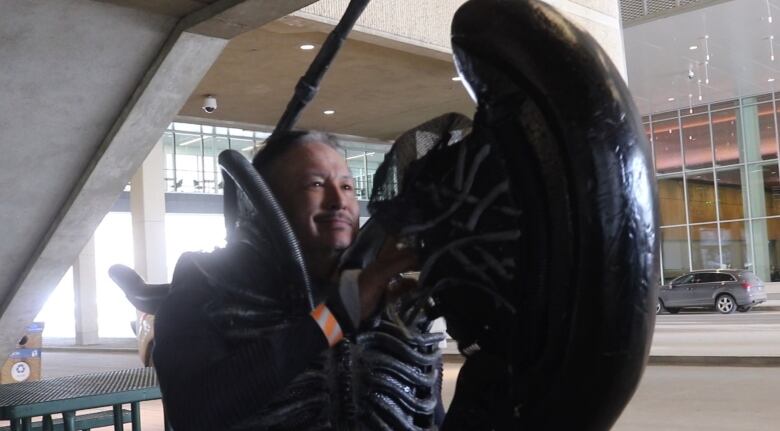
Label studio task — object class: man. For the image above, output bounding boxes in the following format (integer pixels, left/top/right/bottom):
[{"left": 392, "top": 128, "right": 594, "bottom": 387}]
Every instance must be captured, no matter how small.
[{"left": 153, "top": 131, "right": 437, "bottom": 430}]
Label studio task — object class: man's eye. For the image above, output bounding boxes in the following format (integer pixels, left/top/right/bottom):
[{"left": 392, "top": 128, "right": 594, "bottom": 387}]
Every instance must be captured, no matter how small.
[
  {"left": 342, "top": 184, "right": 353, "bottom": 191},
  {"left": 310, "top": 181, "right": 324, "bottom": 188}
]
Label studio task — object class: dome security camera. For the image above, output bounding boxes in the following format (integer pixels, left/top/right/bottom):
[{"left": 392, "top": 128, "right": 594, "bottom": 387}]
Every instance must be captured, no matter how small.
[{"left": 202, "top": 95, "right": 217, "bottom": 113}]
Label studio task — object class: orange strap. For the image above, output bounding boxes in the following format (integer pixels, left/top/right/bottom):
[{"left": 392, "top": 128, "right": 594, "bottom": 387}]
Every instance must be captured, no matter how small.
[{"left": 310, "top": 303, "right": 344, "bottom": 347}]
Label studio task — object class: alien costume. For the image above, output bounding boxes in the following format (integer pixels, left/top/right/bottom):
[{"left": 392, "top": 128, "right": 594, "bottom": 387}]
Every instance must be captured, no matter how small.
[{"left": 147, "top": 0, "right": 660, "bottom": 430}]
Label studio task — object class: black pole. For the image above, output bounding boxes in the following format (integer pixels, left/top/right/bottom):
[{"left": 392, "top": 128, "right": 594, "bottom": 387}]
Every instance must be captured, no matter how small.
[{"left": 270, "top": 0, "right": 371, "bottom": 139}]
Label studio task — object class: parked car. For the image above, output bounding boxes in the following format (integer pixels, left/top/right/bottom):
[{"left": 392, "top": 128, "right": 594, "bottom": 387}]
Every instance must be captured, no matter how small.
[{"left": 657, "top": 269, "right": 767, "bottom": 314}]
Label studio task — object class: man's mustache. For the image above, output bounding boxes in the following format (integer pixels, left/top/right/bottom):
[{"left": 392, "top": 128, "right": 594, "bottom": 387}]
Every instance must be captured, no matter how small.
[{"left": 314, "top": 212, "right": 356, "bottom": 225}]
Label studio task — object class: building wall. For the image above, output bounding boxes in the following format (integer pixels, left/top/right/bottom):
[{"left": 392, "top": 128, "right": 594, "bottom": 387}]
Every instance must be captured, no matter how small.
[{"left": 646, "top": 92, "right": 780, "bottom": 282}]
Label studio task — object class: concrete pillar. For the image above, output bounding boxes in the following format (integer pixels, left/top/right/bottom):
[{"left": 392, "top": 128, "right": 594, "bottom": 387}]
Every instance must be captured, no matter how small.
[
  {"left": 131, "top": 142, "right": 168, "bottom": 283},
  {"left": 73, "top": 236, "right": 98, "bottom": 345},
  {"left": 743, "top": 102, "right": 771, "bottom": 279}
]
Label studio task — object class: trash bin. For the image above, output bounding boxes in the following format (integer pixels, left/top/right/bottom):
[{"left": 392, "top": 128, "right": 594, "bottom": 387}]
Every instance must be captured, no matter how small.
[{"left": 1, "top": 322, "right": 44, "bottom": 384}]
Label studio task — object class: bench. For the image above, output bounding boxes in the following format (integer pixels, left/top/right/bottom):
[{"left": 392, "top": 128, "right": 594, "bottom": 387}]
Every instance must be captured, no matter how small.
[{"left": 0, "top": 409, "right": 130, "bottom": 431}]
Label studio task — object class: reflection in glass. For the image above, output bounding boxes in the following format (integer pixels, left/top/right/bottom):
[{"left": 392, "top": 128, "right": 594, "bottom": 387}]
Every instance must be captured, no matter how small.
[
  {"left": 712, "top": 109, "right": 742, "bottom": 166},
  {"left": 720, "top": 221, "right": 750, "bottom": 270},
  {"left": 653, "top": 118, "right": 682, "bottom": 174},
  {"left": 747, "top": 163, "right": 780, "bottom": 217},
  {"left": 682, "top": 113, "right": 712, "bottom": 169},
  {"left": 661, "top": 226, "right": 689, "bottom": 282},
  {"left": 686, "top": 171, "right": 716, "bottom": 223},
  {"left": 690, "top": 223, "right": 719, "bottom": 269},
  {"left": 742, "top": 102, "right": 778, "bottom": 162},
  {"left": 657, "top": 176, "right": 685, "bottom": 226},
  {"left": 716, "top": 168, "right": 745, "bottom": 220}
]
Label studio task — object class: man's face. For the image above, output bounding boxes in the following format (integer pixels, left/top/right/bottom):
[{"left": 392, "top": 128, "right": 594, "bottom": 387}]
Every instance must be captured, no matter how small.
[{"left": 267, "top": 141, "right": 360, "bottom": 255}]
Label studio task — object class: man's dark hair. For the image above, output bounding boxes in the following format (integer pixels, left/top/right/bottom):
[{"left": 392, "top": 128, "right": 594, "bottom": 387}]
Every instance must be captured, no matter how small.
[{"left": 252, "top": 130, "right": 343, "bottom": 174}]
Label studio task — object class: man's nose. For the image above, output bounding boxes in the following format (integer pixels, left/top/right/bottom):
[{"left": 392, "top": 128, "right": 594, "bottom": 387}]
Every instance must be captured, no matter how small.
[{"left": 324, "top": 182, "right": 347, "bottom": 210}]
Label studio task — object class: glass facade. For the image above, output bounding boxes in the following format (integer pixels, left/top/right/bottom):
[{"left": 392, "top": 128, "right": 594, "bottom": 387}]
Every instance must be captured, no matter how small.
[
  {"left": 650, "top": 93, "right": 780, "bottom": 282},
  {"left": 160, "top": 122, "right": 388, "bottom": 200}
]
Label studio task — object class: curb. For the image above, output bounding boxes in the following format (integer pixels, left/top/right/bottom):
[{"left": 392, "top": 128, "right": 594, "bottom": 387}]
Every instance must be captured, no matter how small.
[{"left": 648, "top": 356, "right": 780, "bottom": 367}]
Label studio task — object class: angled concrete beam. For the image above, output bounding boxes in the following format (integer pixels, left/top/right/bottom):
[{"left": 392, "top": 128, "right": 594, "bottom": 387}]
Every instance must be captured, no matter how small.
[{"left": 0, "top": 0, "right": 317, "bottom": 359}]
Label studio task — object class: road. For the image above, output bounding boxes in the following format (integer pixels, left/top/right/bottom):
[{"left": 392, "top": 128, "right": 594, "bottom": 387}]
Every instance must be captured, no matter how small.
[{"left": 652, "top": 309, "right": 780, "bottom": 357}]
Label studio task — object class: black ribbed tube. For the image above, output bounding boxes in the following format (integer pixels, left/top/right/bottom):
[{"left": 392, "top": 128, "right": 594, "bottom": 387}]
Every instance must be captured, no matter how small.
[
  {"left": 270, "top": 0, "right": 370, "bottom": 138},
  {"left": 218, "top": 149, "right": 314, "bottom": 310}
]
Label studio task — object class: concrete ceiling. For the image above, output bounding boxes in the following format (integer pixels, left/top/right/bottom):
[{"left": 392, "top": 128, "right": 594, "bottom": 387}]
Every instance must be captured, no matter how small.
[
  {"left": 95, "top": 0, "right": 217, "bottom": 17},
  {"left": 177, "top": 18, "right": 475, "bottom": 141},
  {"left": 624, "top": 0, "right": 780, "bottom": 115}
]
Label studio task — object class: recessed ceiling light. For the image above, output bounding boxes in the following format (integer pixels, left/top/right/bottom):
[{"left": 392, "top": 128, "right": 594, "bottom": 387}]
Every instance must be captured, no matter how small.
[
  {"left": 323, "top": 110, "right": 335, "bottom": 115},
  {"left": 451, "top": 76, "right": 462, "bottom": 81},
  {"left": 689, "top": 45, "right": 698, "bottom": 50},
  {"left": 770, "top": 78, "right": 776, "bottom": 82},
  {"left": 300, "top": 44, "right": 315, "bottom": 50},
  {"left": 667, "top": 97, "right": 675, "bottom": 101}
]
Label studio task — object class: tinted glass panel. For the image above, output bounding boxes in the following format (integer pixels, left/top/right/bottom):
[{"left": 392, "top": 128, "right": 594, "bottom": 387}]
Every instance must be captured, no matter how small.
[
  {"left": 712, "top": 273, "right": 734, "bottom": 282},
  {"left": 712, "top": 109, "right": 741, "bottom": 166},
  {"left": 687, "top": 171, "right": 716, "bottom": 223},
  {"left": 658, "top": 176, "right": 686, "bottom": 225},
  {"left": 653, "top": 118, "right": 682, "bottom": 173},
  {"left": 690, "top": 223, "right": 719, "bottom": 269},
  {"left": 720, "top": 220, "right": 750, "bottom": 271},
  {"left": 661, "top": 226, "right": 689, "bottom": 282},
  {"left": 716, "top": 168, "right": 745, "bottom": 220},
  {"left": 694, "top": 273, "right": 717, "bottom": 283},
  {"left": 682, "top": 114, "right": 712, "bottom": 169}
]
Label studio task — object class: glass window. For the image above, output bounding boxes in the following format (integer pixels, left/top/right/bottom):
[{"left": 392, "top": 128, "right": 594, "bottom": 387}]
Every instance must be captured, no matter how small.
[
  {"left": 161, "top": 132, "right": 177, "bottom": 192},
  {"left": 742, "top": 102, "right": 777, "bottom": 162},
  {"left": 653, "top": 118, "right": 682, "bottom": 174},
  {"left": 346, "top": 150, "right": 367, "bottom": 200},
  {"left": 672, "top": 273, "right": 694, "bottom": 285},
  {"left": 716, "top": 168, "right": 746, "bottom": 221},
  {"left": 747, "top": 163, "right": 780, "bottom": 218},
  {"left": 690, "top": 223, "right": 720, "bottom": 269},
  {"left": 661, "top": 226, "right": 689, "bottom": 282},
  {"left": 712, "top": 109, "right": 742, "bottom": 166},
  {"left": 720, "top": 220, "right": 750, "bottom": 270},
  {"left": 365, "top": 151, "right": 385, "bottom": 198},
  {"left": 657, "top": 176, "right": 686, "bottom": 226},
  {"left": 692, "top": 273, "right": 717, "bottom": 283},
  {"left": 174, "top": 132, "right": 203, "bottom": 193},
  {"left": 230, "top": 137, "right": 255, "bottom": 160},
  {"left": 751, "top": 218, "right": 780, "bottom": 281},
  {"left": 682, "top": 113, "right": 712, "bottom": 169},
  {"left": 687, "top": 171, "right": 716, "bottom": 223}
]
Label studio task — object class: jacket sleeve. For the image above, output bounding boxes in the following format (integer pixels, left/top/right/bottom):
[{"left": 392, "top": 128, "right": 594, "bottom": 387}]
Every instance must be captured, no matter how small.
[{"left": 153, "top": 253, "right": 330, "bottom": 431}]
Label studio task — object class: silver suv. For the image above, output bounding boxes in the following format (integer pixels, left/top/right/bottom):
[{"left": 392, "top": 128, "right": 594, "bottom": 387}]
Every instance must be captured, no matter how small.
[{"left": 658, "top": 269, "right": 767, "bottom": 314}]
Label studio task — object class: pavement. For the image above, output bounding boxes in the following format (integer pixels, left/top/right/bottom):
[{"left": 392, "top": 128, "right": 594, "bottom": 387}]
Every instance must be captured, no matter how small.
[{"left": 31, "top": 285, "right": 780, "bottom": 430}]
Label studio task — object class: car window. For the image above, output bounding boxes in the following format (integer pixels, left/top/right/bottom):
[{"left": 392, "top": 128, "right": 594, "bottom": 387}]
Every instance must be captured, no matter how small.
[
  {"left": 712, "top": 273, "right": 735, "bottom": 282},
  {"left": 693, "top": 273, "right": 717, "bottom": 283},
  {"left": 672, "top": 274, "right": 695, "bottom": 285}
]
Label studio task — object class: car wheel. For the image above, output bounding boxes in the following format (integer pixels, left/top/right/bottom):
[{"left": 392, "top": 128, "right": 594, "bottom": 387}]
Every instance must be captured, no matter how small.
[
  {"left": 737, "top": 306, "right": 752, "bottom": 313},
  {"left": 716, "top": 294, "right": 737, "bottom": 314},
  {"left": 656, "top": 299, "right": 664, "bottom": 314},
  {"left": 666, "top": 307, "right": 680, "bottom": 314}
]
